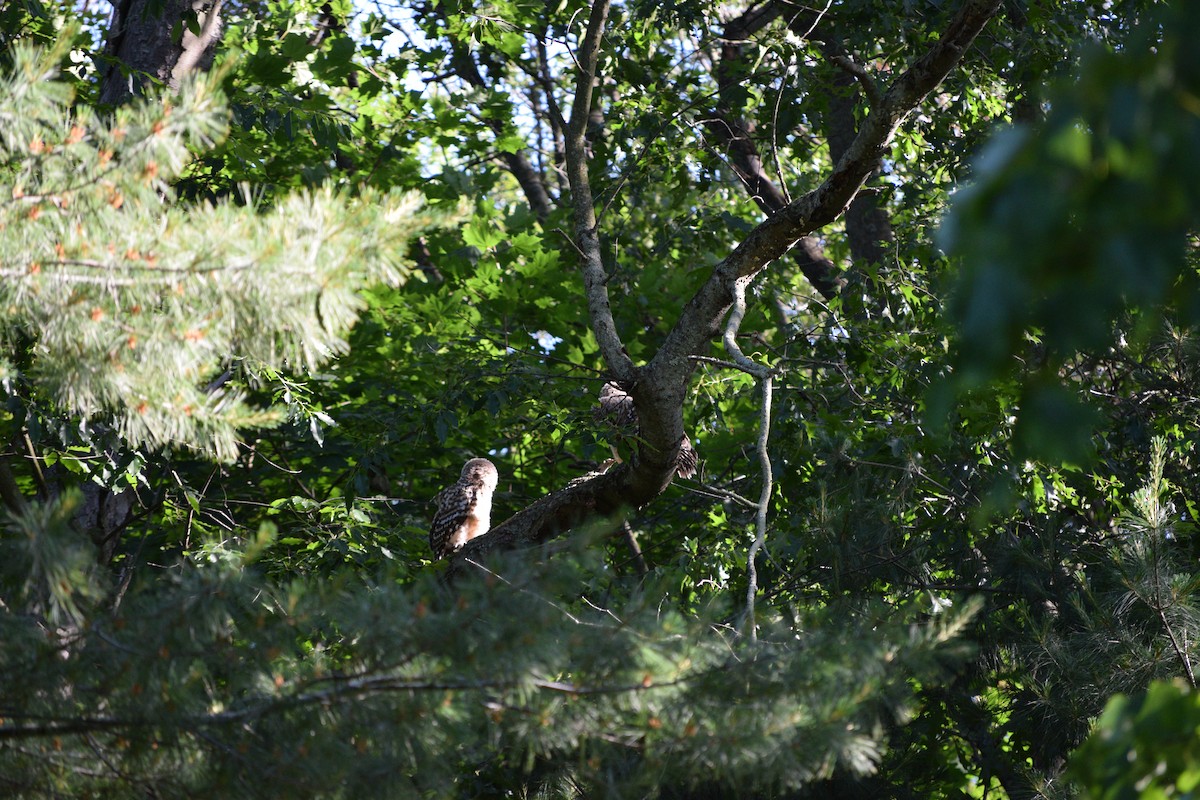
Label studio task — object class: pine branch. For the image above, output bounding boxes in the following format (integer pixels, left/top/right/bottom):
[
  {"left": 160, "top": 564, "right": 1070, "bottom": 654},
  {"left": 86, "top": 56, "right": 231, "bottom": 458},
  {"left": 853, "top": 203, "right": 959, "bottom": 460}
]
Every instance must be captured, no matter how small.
[{"left": 0, "top": 43, "right": 451, "bottom": 460}]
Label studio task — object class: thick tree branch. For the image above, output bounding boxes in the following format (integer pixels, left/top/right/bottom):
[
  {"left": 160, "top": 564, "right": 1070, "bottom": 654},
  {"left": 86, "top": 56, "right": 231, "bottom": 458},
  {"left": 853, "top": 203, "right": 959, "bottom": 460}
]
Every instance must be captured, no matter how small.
[
  {"left": 170, "top": 0, "right": 225, "bottom": 88},
  {"left": 715, "top": 0, "right": 1001, "bottom": 285},
  {"left": 828, "top": 51, "right": 884, "bottom": 108},
  {"left": 637, "top": 0, "right": 1001, "bottom": 485},
  {"left": 563, "top": 0, "right": 634, "bottom": 384},
  {"left": 821, "top": 57, "right": 896, "bottom": 272},
  {"left": 453, "top": 466, "right": 632, "bottom": 571},
  {"left": 456, "top": 0, "right": 1001, "bottom": 562}
]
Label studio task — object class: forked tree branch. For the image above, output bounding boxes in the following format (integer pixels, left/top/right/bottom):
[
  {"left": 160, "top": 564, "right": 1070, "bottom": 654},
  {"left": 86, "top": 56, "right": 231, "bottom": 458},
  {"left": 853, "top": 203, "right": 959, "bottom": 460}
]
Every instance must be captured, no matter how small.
[
  {"left": 639, "top": 0, "right": 1001, "bottom": 480},
  {"left": 455, "top": 0, "right": 1003, "bottom": 565}
]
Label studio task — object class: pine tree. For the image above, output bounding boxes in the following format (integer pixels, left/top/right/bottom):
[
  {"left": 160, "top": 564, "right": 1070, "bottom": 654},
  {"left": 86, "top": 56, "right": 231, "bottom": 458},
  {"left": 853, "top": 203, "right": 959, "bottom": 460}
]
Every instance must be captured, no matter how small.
[
  {"left": 0, "top": 39, "right": 442, "bottom": 461},
  {"left": 1015, "top": 437, "right": 1200, "bottom": 767}
]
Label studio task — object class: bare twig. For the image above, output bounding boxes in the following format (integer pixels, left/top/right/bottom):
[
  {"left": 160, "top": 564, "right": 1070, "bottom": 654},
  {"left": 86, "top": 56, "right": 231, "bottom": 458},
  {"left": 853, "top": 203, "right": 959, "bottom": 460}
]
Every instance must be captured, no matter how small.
[
  {"left": 22, "top": 430, "right": 49, "bottom": 499},
  {"left": 620, "top": 520, "right": 650, "bottom": 577},
  {"left": 720, "top": 278, "right": 775, "bottom": 643},
  {"left": 789, "top": 0, "right": 835, "bottom": 41},
  {"left": 463, "top": 558, "right": 594, "bottom": 627}
]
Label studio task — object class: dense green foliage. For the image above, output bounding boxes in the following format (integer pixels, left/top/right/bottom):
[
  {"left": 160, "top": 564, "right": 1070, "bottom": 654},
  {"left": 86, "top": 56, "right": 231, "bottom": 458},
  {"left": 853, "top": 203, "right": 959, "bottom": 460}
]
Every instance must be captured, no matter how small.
[
  {"left": 1070, "top": 679, "right": 1200, "bottom": 800},
  {"left": 2, "top": 0, "right": 1200, "bottom": 797}
]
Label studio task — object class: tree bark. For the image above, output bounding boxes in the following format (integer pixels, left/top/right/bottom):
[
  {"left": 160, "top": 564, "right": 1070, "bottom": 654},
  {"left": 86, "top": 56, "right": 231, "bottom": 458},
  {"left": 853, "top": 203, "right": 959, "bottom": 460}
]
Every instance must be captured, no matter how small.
[
  {"left": 822, "top": 68, "right": 896, "bottom": 272},
  {"left": 99, "top": 0, "right": 225, "bottom": 106}
]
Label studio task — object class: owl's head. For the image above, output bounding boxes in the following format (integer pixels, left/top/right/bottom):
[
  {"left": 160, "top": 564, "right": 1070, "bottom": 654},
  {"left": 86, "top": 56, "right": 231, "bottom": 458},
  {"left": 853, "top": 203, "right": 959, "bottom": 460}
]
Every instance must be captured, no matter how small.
[{"left": 461, "top": 457, "right": 499, "bottom": 490}]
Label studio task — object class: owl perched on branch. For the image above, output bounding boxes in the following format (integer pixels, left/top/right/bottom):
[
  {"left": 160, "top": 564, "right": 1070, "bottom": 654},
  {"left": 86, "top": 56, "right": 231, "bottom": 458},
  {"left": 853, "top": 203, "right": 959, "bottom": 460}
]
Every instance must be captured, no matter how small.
[
  {"left": 429, "top": 457, "right": 499, "bottom": 559},
  {"left": 596, "top": 382, "right": 698, "bottom": 479}
]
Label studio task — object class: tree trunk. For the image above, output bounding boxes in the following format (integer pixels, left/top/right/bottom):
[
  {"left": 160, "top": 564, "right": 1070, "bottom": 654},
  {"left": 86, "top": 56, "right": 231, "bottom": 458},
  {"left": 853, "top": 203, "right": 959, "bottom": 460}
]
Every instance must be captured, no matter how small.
[
  {"left": 823, "top": 68, "right": 896, "bottom": 272},
  {"left": 99, "top": 0, "right": 225, "bottom": 106}
]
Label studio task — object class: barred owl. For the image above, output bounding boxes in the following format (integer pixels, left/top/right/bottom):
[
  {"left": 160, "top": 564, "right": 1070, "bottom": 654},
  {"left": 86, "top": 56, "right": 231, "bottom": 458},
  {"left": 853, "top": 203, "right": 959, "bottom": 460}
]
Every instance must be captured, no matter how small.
[
  {"left": 596, "top": 382, "right": 697, "bottom": 479},
  {"left": 429, "top": 457, "right": 499, "bottom": 559}
]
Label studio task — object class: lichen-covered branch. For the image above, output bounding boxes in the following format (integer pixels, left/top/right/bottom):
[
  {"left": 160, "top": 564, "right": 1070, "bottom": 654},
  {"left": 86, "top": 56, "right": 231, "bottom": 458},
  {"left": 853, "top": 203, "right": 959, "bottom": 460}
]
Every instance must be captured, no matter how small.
[
  {"left": 720, "top": 278, "right": 776, "bottom": 643},
  {"left": 563, "top": 0, "right": 634, "bottom": 384}
]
